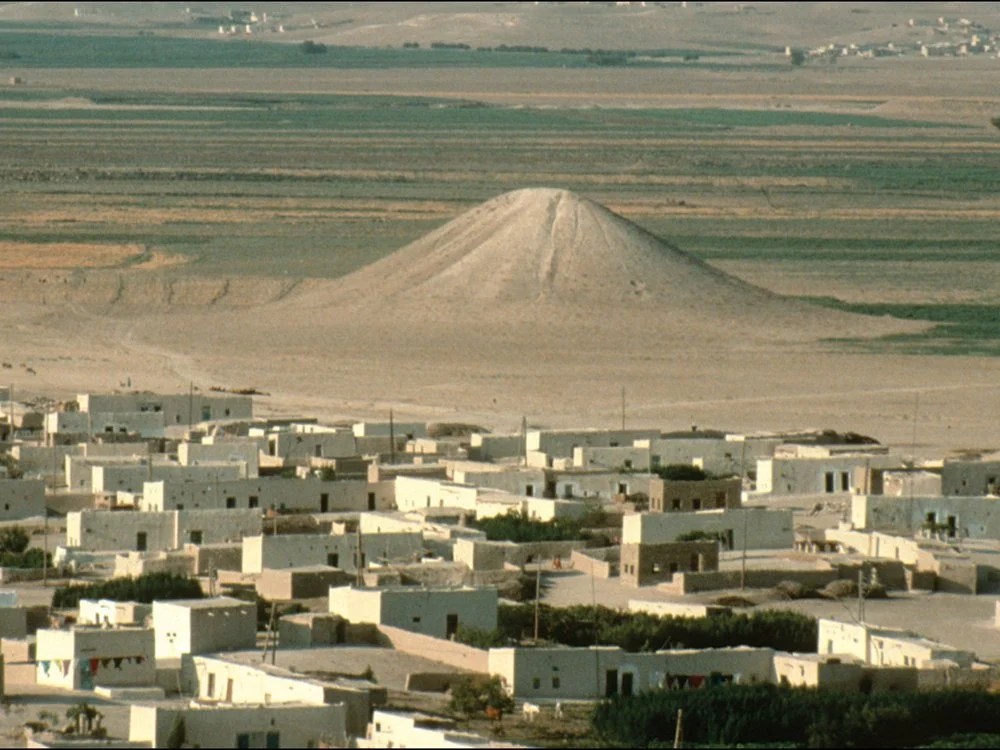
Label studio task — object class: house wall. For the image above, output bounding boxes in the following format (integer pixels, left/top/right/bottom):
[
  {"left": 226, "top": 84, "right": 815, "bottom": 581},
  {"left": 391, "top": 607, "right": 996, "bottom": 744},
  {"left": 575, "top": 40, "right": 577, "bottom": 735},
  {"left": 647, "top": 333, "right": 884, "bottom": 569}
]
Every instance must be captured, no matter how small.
[
  {"left": 621, "top": 509, "right": 793, "bottom": 550},
  {"left": 178, "top": 441, "right": 259, "bottom": 477},
  {"left": 489, "top": 646, "right": 774, "bottom": 700},
  {"left": 550, "top": 471, "right": 652, "bottom": 500},
  {"left": 817, "top": 619, "right": 974, "bottom": 669},
  {"left": 573, "top": 446, "right": 651, "bottom": 472},
  {"left": 256, "top": 567, "right": 353, "bottom": 601},
  {"left": 78, "top": 600, "right": 151, "bottom": 627},
  {"left": 36, "top": 627, "right": 155, "bottom": 690},
  {"left": 242, "top": 532, "right": 422, "bottom": 574},
  {"left": 852, "top": 494, "right": 1000, "bottom": 539},
  {"left": 67, "top": 509, "right": 260, "bottom": 552},
  {"left": 451, "top": 466, "right": 546, "bottom": 498},
  {"left": 526, "top": 429, "right": 661, "bottom": 459},
  {"left": 0, "top": 479, "right": 44, "bottom": 520},
  {"left": 941, "top": 460, "right": 1000, "bottom": 496},
  {"left": 620, "top": 540, "right": 719, "bottom": 587},
  {"left": 267, "top": 429, "right": 357, "bottom": 464},
  {"left": 756, "top": 454, "right": 899, "bottom": 496},
  {"left": 354, "top": 422, "right": 426, "bottom": 439},
  {"left": 153, "top": 598, "right": 256, "bottom": 661},
  {"left": 47, "top": 410, "right": 166, "bottom": 439},
  {"left": 80, "top": 393, "right": 252, "bottom": 426},
  {"left": 95, "top": 462, "right": 245, "bottom": 496},
  {"left": 129, "top": 703, "right": 346, "bottom": 749},
  {"left": 772, "top": 654, "right": 864, "bottom": 691},
  {"left": 329, "top": 586, "right": 498, "bottom": 639},
  {"left": 394, "top": 476, "right": 478, "bottom": 512},
  {"left": 142, "top": 477, "right": 378, "bottom": 513},
  {"left": 638, "top": 436, "right": 782, "bottom": 478},
  {"left": 113, "top": 550, "right": 194, "bottom": 578},
  {"left": 186, "top": 655, "right": 375, "bottom": 736},
  {"left": 12, "top": 444, "right": 81, "bottom": 477},
  {"left": 376, "top": 624, "right": 489, "bottom": 673},
  {"left": 649, "top": 477, "right": 741, "bottom": 513},
  {"left": 627, "top": 601, "right": 730, "bottom": 619},
  {"left": 468, "top": 433, "right": 523, "bottom": 462}
]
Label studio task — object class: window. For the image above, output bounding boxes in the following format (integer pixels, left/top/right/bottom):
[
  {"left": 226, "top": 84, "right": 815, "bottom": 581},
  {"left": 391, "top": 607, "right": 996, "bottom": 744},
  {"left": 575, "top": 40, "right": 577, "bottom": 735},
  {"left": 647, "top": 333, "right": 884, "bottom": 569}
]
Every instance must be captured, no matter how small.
[
  {"left": 552, "top": 677, "right": 561, "bottom": 689},
  {"left": 671, "top": 498, "right": 681, "bottom": 510},
  {"left": 226, "top": 497, "right": 236, "bottom": 509},
  {"left": 825, "top": 472, "right": 835, "bottom": 493},
  {"left": 327, "top": 553, "right": 339, "bottom": 568},
  {"left": 249, "top": 495, "right": 259, "bottom": 509},
  {"left": 841, "top": 472, "right": 851, "bottom": 492},
  {"left": 190, "top": 530, "right": 203, "bottom": 544},
  {"left": 136, "top": 532, "right": 147, "bottom": 552},
  {"left": 692, "top": 498, "right": 701, "bottom": 510},
  {"left": 532, "top": 677, "right": 541, "bottom": 689},
  {"left": 207, "top": 672, "right": 215, "bottom": 697},
  {"left": 624, "top": 460, "right": 633, "bottom": 469}
]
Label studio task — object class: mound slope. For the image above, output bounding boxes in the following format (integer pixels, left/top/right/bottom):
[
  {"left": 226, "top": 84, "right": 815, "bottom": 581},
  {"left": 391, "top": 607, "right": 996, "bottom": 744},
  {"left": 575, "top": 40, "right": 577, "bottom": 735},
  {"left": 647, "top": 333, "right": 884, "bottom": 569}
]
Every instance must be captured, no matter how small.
[{"left": 294, "top": 187, "right": 919, "bottom": 343}]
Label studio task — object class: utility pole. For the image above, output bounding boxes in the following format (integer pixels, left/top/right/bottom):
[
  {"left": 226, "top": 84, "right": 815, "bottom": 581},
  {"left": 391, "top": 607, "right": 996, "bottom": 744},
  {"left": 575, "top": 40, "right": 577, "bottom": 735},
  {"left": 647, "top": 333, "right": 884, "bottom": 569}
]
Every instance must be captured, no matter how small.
[
  {"left": 673, "top": 708, "right": 684, "bottom": 748},
  {"left": 740, "top": 506, "right": 748, "bottom": 591},
  {"left": 389, "top": 409, "right": 396, "bottom": 466},
  {"left": 188, "top": 381, "right": 194, "bottom": 433},
  {"left": 7, "top": 383, "right": 14, "bottom": 445},
  {"left": 533, "top": 562, "right": 542, "bottom": 641},
  {"left": 858, "top": 566, "right": 866, "bottom": 624},
  {"left": 620, "top": 386, "right": 626, "bottom": 430},
  {"left": 521, "top": 416, "right": 527, "bottom": 467}
]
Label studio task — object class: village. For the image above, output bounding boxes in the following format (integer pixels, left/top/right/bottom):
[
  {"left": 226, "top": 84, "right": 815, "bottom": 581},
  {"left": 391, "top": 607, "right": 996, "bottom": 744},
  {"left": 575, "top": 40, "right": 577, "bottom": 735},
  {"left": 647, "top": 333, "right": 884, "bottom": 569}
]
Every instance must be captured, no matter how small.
[{"left": 0, "top": 386, "right": 996, "bottom": 747}]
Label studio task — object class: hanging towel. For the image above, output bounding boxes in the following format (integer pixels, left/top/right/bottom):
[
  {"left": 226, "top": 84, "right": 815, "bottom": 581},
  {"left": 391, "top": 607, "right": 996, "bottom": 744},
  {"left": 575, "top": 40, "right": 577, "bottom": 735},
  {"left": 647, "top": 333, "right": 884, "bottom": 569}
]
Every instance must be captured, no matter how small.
[
  {"left": 689, "top": 675, "right": 705, "bottom": 689},
  {"left": 89, "top": 658, "right": 100, "bottom": 674},
  {"left": 61, "top": 660, "right": 71, "bottom": 677},
  {"left": 101, "top": 658, "right": 112, "bottom": 668},
  {"left": 135, "top": 655, "right": 145, "bottom": 665},
  {"left": 40, "top": 660, "right": 51, "bottom": 675},
  {"left": 113, "top": 657, "right": 123, "bottom": 670}
]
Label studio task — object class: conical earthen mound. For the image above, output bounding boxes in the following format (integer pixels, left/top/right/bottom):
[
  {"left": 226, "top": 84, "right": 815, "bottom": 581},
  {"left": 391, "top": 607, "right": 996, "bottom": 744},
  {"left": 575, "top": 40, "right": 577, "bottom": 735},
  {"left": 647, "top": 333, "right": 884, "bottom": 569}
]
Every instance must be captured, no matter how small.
[
  {"left": 292, "top": 187, "right": 918, "bottom": 343},
  {"left": 322, "top": 187, "right": 777, "bottom": 307}
]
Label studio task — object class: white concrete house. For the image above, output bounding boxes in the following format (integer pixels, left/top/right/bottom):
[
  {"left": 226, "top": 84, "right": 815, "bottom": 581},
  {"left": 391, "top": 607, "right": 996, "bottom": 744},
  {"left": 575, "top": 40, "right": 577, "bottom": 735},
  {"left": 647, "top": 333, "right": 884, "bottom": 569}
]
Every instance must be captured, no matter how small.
[
  {"left": 241, "top": 532, "right": 423, "bottom": 574},
  {"left": 817, "top": 619, "right": 975, "bottom": 669},
  {"left": 489, "top": 645, "right": 774, "bottom": 699},
  {"left": 66, "top": 508, "right": 261, "bottom": 551},
  {"left": 329, "top": 585, "right": 498, "bottom": 640},
  {"left": 0, "top": 478, "right": 44, "bottom": 520},
  {"left": 153, "top": 597, "right": 256, "bottom": 661},
  {"left": 36, "top": 626, "right": 155, "bottom": 690},
  {"left": 130, "top": 702, "right": 346, "bottom": 749},
  {"left": 621, "top": 508, "right": 794, "bottom": 550},
  {"left": 395, "top": 476, "right": 479, "bottom": 512}
]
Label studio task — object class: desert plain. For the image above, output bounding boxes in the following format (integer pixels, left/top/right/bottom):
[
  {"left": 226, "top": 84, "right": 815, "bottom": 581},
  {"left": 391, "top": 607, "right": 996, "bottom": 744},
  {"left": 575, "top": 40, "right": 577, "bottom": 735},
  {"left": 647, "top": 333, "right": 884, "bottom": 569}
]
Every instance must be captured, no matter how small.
[{"left": 0, "top": 1, "right": 998, "bottom": 457}]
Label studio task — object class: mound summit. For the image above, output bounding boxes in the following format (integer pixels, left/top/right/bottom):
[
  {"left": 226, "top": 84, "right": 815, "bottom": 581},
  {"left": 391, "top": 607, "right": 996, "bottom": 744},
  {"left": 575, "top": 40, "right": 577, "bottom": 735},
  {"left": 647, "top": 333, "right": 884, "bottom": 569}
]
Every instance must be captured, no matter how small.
[{"left": 298, "top": 187, "right": 915, "bottom": 343}]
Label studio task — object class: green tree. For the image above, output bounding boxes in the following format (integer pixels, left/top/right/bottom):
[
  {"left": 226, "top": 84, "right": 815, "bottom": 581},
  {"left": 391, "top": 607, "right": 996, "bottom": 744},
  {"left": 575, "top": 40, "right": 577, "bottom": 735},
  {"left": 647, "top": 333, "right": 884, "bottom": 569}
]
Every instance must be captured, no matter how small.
[
  {"left": 0, "top": 526, "right": 29, "bottom": 554},
  {"left": 653, "top": 464, "right": 708, "bottom": 481},
  {"left": 450, "top": 675, "right": 515, "bottom": 720}
]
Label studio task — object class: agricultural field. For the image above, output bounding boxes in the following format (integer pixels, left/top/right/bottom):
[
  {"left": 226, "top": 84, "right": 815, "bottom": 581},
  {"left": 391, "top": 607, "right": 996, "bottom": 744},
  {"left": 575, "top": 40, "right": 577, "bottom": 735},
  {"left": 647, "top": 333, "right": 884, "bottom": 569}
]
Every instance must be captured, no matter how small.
[{"left": 1, "top": 2, "right": 999, "bottom": 454}]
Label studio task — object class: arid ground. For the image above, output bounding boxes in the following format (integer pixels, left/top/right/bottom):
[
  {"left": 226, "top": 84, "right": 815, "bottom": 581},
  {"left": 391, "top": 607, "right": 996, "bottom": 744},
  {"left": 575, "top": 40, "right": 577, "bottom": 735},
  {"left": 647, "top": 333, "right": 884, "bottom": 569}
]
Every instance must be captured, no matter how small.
[{"left": 0, "top": 2, "right": 998, "bottom": 456}]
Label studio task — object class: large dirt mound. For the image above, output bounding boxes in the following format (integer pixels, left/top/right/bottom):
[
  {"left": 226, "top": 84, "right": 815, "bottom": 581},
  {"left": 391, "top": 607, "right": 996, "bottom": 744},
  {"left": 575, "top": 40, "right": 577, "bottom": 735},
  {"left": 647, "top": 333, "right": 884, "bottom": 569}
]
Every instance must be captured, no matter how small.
[{"left": 292, "top": 187, "right": 917, "bottom": 342}]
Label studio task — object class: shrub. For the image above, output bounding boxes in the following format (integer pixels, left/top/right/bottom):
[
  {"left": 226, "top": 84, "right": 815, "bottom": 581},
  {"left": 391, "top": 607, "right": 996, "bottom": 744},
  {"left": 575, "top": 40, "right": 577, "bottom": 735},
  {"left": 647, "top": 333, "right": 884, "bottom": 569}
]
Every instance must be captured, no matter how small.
[
  {"left": 653, "top": 464, "right": 708, "bottom": 481},
  {"left": 591, "top": 685, "right": 1000, "bottom": 748},
  {"left": 300, "top": 40, "right": 327, "bottom": 54},
  {"left": 0, "top": 526, "right": 30, "bottom": 555},
  {"left": 52, "top": 572, "right": 204, "bottom": 609},
  {"left": 449, "top": 675, "right": 514, "bottom": 718},
  {"left": 454, "top": 625, "right": 509, "bottom": 649},
  {"left": 496, "top": 603, "right": 817, "bottom": 653}
]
